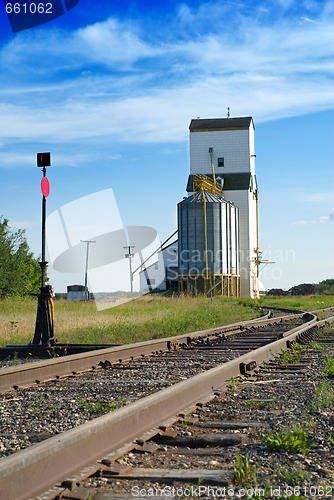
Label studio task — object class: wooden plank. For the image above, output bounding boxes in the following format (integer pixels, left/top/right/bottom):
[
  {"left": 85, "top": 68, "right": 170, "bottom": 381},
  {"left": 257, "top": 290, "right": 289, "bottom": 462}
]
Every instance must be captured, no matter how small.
[
  {"left": 164, "top": 447, "right": 239, "bottom": 456},
  {"left": 107, "top": 467, "right": 233, "bottom": 485},
  {"left": 198, "top": 420, "right": 264, "bottom": 429},
  {"left": 152, "top": 433, "right": 247, "bottom": 447},
  {"left": 133, "top": 443, "right": 159, "bottom": 454},
  {"left": 102, "top": 463, "right": 131, "bottom": 475},
  {"left": 152, "top": 430, "right": 178, "bottom": 442},
  {"left": 61, "top": 487, "right": 91, "bottom": 499}
]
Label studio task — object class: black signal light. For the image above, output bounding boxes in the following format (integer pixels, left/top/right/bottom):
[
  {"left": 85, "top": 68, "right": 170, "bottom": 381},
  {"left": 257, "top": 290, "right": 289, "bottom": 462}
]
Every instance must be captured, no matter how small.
[{"left": 37, "top": 153, "right": 51, "bottom": 167}]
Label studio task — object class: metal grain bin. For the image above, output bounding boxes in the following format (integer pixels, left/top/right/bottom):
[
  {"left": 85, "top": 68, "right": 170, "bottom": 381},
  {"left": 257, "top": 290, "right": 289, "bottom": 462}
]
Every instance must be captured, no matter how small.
[{"left": 178, "top": 191, "right": 240, "bottom": 296}]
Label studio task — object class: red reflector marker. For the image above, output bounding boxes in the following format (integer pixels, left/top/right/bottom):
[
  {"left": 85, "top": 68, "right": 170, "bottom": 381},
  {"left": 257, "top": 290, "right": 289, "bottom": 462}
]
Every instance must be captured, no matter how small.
[{"left": 41, "top": 177, "right": 50, "bottom": 197}]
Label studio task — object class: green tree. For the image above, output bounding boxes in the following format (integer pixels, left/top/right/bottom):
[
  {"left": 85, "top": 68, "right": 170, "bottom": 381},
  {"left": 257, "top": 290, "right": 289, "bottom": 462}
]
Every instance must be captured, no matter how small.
[
  {"left": 315, "top": 279, "right": 334, "bottom": 295},
  {"left": 0, "top": 217, "right": 42, "bottom": 298}
]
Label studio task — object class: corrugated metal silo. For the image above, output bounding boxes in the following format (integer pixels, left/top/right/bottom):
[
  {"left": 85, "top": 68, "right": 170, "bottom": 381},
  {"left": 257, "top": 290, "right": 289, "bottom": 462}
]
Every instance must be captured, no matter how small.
[{"left": 178, "top": 190, "right": 240, "bottom": 296}]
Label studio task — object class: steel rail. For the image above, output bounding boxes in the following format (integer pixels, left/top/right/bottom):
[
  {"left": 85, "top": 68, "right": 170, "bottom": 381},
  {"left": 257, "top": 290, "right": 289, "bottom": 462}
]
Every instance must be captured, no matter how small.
[
  {"left": 1, "top": 313, "right": 331, "bottom": 500},
  {"left": 0, "top": 312, "right": 303, "bottom": 393},
  {"left": 308, "top": 306, "right": 334, "bottom": 316}
]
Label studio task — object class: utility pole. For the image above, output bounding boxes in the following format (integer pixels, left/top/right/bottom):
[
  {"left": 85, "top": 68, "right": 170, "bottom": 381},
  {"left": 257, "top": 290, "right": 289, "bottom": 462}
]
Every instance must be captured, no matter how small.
[
  {"left": 124, "top": 245, "right": 135, "bottom": 293},
  {"left": 81, "top": 240, "right": 96, "bottom": 300}
]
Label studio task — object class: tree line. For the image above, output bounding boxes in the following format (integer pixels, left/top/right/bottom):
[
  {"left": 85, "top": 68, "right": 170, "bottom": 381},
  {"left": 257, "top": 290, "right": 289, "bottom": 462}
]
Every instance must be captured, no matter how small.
[
  {"left": 0, "top": 217, "right": 42, "bottom": 298},
  {"left": 316, "top": 279, "right": 334, "bottom": 295}
]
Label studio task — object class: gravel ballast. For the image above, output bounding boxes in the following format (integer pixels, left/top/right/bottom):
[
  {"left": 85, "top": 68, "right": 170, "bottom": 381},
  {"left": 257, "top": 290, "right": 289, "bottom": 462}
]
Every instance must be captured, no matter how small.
[
  {"left": 84, "top": 340, "right": 334, "bottom": 499},
  {"left": 0, "top": 323, "right": 299, "bottom": 459}
]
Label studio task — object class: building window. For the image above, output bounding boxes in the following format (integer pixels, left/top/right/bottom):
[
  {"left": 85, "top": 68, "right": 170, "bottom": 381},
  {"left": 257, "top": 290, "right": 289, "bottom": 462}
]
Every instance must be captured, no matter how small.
[
  {"left": 218, "top": 157, "right": 224, "bottom": 168},
  {"left": 147, "top": 279, "right": 155, "bottom": 285}
]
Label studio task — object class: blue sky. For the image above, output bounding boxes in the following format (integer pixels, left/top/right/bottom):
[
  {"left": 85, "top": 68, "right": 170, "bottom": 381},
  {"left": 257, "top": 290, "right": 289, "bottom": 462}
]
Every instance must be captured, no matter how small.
[{"left": 0, "top": 0, "right": 333, "bottom": 292}]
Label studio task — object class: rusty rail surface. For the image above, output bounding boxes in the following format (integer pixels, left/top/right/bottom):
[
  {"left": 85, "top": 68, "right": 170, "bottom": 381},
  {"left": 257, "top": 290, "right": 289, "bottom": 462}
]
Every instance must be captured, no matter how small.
[
  {"left": 0, "top": 312, "right": 304, "bottom": 393},
  {"left": 1, "top": 312, "right": 332, "bottom": 500}
]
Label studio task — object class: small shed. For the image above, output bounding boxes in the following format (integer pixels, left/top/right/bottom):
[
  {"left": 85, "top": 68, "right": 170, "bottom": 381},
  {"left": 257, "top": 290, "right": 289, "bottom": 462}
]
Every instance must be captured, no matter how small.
[{"left": 67, "top": 285, "right": 86, "bottom": 301}]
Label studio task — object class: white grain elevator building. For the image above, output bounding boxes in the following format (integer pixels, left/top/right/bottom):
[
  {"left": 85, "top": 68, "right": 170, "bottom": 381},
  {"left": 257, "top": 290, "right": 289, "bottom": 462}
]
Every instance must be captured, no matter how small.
[{"left": 178, "top": 116, "right": 260, "bottom": 298}]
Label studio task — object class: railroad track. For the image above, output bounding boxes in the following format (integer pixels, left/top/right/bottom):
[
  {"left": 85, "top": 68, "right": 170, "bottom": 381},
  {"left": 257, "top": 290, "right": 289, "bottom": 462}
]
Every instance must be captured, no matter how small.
[
  {"left": 86, "top": 322, "right": 334, "bottom": 500},
  {"left": 0, "top": 311, "right": 303, "bottom": 393},
  {"left": 0, "top": 309, "right": 333, "bottom": 499}
]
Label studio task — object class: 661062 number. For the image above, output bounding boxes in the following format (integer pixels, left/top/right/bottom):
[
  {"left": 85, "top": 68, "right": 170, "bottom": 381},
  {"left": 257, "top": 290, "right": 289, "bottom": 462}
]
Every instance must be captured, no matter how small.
[{"left": 6, "top": 3, "right": 53, "bottom": 14}]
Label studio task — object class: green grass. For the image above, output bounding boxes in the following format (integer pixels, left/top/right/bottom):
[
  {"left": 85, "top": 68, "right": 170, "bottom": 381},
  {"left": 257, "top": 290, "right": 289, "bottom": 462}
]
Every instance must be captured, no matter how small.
[
  {"left": 233, "top": 453, "right": 257, "bottom": 485},
  {"left": 277, "top": 344, "right": 311, "bottom": 364},
  {"left": 78, "top": 397, "right": 126, "bottom": 414},
  {"left": 0, "top": 294, "right": 258, "bottom": 346},
  {"left": 323, "top": 356, "right": 334, "bottom": 379},
  {"left": 307, "top": 341, "right": 327, "bottom": 350},
  {"left": 227, "top": 377, "right": 241, "bottom": 392},
  {"left": 277, "top": 465, "right": 311, "bottom": 484},
  {"left": 240, "top": 295, "right": 334, "bottom": 311},
  {"left": 261, "top": 423, "right": 316, "bottom": 454},
  {"left": 1, "top": 294, "right": 333, "bottom": 347},
  {"left": 245, "top": 397, "right": 279, "bottom": 408},
  {"left": 7, "top": 351, "right": 21, "bottom": 366},
  {"left": 327, "top": 431, "right": 334, "bottom": 445},
  {"left": 178, "top": 419, "right": 192, "bottom": 429},
  {"left": 311, "top": 380, "right": 334, "bottom": 409}
]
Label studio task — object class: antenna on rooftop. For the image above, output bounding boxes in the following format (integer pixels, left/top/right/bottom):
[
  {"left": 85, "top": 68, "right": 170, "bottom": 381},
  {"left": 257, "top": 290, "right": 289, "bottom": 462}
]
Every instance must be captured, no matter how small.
[{"left": 227, "top": 106, "right": 230, "bottom": 118}]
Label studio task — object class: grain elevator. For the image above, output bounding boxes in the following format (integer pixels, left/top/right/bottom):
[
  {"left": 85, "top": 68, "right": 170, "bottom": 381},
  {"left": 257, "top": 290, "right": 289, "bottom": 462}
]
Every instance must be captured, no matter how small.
[{"left": 178, "top": 116, "right": 260, "bottom": 298}]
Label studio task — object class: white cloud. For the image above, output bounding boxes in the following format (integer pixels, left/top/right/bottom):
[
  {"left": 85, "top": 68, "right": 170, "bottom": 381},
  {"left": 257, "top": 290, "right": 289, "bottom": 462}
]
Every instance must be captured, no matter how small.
[
  {"left": 300, "top": 16, "right": 321, "bottom": 23},
  {"left": 0, "top": 18, "right": 162, "bottom": 72},
  {"left": 298, "top": 191, "right": 334, "bottom": 203},
  {"left": 291, "top": 214, "right": 331, "bottom": 226},
  {"left": 291, "top": 220, "right": 317, "bottom": 226},
  {"left": 0, "top": 2, "right": 333, "bottom": 149},
  {"left": 0, "top": 150, "right": 122, "bottom": 169},
  {"left": 277, "top": 0, "right": 295, "bottom": 10},
  {"left": 0, "top": 70, "right": 332, "bottom": 147},
  {"left": 0, "top": 151, "right": 34, "bottom": 167},
  {"left": 1, "top": 3, "right": 333, "bottom": 78},
  {"left": 74, "top": 19, "right": 162, "bottom": 67}
]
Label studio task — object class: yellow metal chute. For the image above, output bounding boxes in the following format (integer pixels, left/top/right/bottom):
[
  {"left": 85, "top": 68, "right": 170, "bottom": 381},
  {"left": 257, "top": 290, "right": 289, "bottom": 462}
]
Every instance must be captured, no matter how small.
[{"left": 178, "top": 148, "right": 239, "bottom": 297}]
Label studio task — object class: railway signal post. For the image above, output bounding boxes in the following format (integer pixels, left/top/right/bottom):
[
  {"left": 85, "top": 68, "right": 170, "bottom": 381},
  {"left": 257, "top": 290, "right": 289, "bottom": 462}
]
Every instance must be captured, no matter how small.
[{"left": 32, "top": 152, "right": 55, "bottom": 345}]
